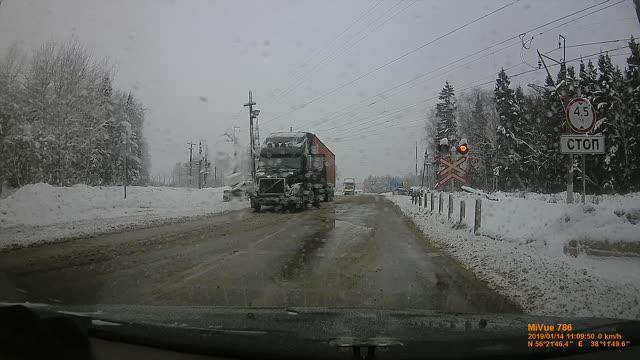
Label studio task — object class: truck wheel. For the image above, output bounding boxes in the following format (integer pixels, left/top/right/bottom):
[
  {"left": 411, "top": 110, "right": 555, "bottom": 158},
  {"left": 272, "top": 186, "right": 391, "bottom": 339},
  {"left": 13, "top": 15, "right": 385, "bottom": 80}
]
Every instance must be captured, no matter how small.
[
  {"left": 298, "top": 195, "right": 306, "bottom": 212},
  {"left": 303, "top": 191, "right": 313, "bottom": 209},
  {"left": 312, "top": 191, "right": 321, "bottom": 208},
  {"left": 253, "top": 203, "right": 261, "bottom": 212}
]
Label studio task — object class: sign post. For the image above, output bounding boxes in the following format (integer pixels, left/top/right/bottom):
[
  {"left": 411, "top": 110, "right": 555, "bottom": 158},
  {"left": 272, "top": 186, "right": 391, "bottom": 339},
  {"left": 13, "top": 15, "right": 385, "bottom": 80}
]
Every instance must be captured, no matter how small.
[{"left": 563, "top": 97, "right": 598, "bottom": 204}]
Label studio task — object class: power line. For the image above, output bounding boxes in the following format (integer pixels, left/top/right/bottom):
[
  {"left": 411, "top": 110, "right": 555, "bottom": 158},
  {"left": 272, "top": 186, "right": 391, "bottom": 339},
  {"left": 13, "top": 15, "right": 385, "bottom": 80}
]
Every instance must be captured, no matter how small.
[
  {"left": 230, "top": 105, "right": 245, "bottom": 122},
  {"left": 261, "top": 0, "right": 521, "bottom": 128},
  {"left": 332, "top": 47, "right": 632, "bottom": 142},
  {"left": 312, "top": 0, "right": 626, "bottom": 133},
  {"left": 323, "top": 36, "right": 633, "bottom": 135},
  {"left": 260, "top": 0, "right": 384, "bottom": 111},
  {"left": 317, "top": 41, "right": 523, "bottom": 134},
  {"left": 324, "top": 103, "right": 429, "bottom": 136},
  {"left": 335, "top": 50, "right": 632, "bottom": 142},
  {"left": 564, "top": 38, "right": 635, "bottom": 49},
  {"left": 313, "top": 40, "right": 523, "bottom": 128},
  {"left": 292, "top": 0, "right": 623, "bottom": 135},
  {"left": 261, "top": 0, "right": 415, "bottom": 114},
  {"left": 322, "top": 40, "right": 633, "bottom": 139}
]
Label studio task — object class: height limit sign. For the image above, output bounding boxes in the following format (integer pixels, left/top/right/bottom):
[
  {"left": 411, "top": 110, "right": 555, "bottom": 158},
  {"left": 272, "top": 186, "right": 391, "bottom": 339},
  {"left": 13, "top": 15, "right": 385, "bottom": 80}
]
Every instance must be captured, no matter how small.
[
  {"left": 566, "top": 97, "right": 595, "bottom": 133},
  {"left": 561, "top": 97, "right": 604, "bottom": 154}
]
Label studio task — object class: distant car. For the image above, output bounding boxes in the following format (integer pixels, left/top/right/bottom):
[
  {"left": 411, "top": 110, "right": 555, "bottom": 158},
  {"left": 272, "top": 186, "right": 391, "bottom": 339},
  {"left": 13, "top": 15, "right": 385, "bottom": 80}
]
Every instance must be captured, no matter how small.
[
  {"left": 223, "top": 181, "right": 251, "bottom": 202},
  {"left": 392, "top": 187, "right": 408, "bottom": 195}
]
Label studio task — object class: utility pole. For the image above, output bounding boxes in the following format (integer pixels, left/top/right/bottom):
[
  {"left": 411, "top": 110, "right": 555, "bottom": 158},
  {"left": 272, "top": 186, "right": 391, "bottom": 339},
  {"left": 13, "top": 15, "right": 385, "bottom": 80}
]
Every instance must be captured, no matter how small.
[
  {"left": 203, "top": 153, "right": 208, "bottom": 186},
  {"left": 244, "top": 91, "right": 259, "bottom": 182},
  {"left": 559, "top": 34, "right": 574, "bottom": 204},
  {"left": 415, "top": 142, "right": 418, "bottom": 177},
  {"left": 421, "top": 149, "right": 428, "bottom": 189},
  {"left": 198, "top": 141, "right": 203, "bottom": 189},
  {"left": 123, "top": 147, "right": 128, "bottom": 199},
  {"left": 187, "top": 141, "right": 195, "bottom": 186}
]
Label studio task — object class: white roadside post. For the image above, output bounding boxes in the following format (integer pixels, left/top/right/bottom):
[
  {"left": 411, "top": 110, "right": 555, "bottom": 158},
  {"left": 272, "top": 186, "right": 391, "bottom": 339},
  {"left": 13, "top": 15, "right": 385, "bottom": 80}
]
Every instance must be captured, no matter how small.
[{"left": 562, "top": 98, "right": 600, "bottom": 204}]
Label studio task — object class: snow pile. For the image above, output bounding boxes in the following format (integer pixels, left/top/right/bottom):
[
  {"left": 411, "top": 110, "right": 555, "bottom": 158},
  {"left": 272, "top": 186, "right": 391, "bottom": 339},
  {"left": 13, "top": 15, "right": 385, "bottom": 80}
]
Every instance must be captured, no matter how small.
[
  {"left": 402, "top": 190, "right": 640, "bottom": 252},
  {"left": 390, "top": 193, "right": 640, "bottom": 320},
  {"left": 0, "top": 183, "right": 248, "bottom": 248},
  {"left": 483, "top": 192, "right": 640, "bottom": 253}
]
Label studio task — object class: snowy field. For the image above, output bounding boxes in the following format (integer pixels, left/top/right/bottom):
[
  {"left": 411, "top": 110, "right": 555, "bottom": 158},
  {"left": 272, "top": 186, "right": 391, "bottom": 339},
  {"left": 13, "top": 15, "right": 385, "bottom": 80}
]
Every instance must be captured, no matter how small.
[
  {"left": 0, "top": 183, "right": 249, "bottom": 249},
  {"left": 390, "top": 191, "right": 640, "bottom": 320}
]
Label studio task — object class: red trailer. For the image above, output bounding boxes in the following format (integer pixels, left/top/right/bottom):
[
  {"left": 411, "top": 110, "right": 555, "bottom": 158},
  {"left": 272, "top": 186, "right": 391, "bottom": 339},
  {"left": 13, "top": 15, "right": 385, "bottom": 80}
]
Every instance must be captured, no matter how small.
[{"left": 310, "top": 134, "right": 336, "bottom": 188}]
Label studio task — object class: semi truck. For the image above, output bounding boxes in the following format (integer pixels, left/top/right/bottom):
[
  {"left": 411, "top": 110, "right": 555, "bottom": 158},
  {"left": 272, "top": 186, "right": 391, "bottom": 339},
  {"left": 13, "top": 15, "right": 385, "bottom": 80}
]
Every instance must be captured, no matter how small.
[
  {"left": 343, "top": 178, "right": 356, "bottom": 195},
  {"left": 250, "top": 132, "right": 335, "bottom": 212}
]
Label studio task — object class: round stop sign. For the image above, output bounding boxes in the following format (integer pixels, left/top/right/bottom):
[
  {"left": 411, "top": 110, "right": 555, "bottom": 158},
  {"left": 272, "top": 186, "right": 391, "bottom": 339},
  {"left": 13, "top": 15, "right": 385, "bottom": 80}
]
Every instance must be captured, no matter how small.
[{"left": 566, "top": 98, "right": 596, "bottom": 134}]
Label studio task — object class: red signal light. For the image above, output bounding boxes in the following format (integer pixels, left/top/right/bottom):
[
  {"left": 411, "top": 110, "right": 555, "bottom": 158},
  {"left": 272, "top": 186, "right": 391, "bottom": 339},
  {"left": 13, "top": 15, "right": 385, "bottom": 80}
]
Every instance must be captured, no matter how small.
[{"left": 457, "top": 144, "right": 468, "bottom": 155}]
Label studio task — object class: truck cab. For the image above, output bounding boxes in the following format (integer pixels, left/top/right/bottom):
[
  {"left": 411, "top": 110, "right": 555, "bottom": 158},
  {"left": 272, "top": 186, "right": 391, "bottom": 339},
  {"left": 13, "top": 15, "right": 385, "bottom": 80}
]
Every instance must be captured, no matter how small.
[{"left": 343, "top": 178, "right": 356, "bottom": 195}]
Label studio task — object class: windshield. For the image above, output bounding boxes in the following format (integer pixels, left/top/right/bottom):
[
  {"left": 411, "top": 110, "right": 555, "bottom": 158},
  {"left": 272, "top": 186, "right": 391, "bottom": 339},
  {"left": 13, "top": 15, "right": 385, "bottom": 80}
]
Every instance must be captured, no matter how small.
[
  {"left": 258, "top": 157, "right": 302, "bottom": 170},
  {"left": 1, "top": 0, "right": 639, "bottom": 356}
]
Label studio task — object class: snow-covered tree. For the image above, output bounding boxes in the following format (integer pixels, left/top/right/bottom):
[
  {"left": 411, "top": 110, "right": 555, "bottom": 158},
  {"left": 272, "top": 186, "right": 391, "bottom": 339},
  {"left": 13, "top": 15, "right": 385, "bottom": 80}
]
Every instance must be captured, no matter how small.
[
  {"left": 434, "top": 81, "right": 458, "bottom": 146},
  {"left": 538, "top": 73, "right": 566, "bottom": 193},
  {"left": 493, "top": 69, "right": 522, "bottom": 190},
  {"left": 592, "top": 53, "right": 627, "bottom": 192},
  {"left": 623, "top": 37, "right": 640, "bottom": 191},
  {"left": 0, "top": 44, "right": 26, "bottom": 190},
  {"left": 0, "top": 40, "right": 151, "bottom": 189},
  {"left": 456, "top": 89, "right": 495, "bottom": 190}
]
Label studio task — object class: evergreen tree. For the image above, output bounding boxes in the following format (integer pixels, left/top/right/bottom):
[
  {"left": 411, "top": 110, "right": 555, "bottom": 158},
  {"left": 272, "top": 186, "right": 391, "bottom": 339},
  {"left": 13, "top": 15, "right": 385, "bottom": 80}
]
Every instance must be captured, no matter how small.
[
  {"left": 522, "top": 94, "right": 546, "bottom": 191},
  {"left": 468, "top": 93, "right": 492, "bottom": 190},
  {"left": 576, "top": 59, "right": 605, "bottom": 193},
  {"left": 493, "top": 69, "right": 521, "bottom": 190},
  {"left": 434, "top": 81, "right": 458, "bottom": 146},
  {"left": 593, "top": 54, "right": 626, "bottom": 192},
  {"left": 624, "top": 37, "right": 640, "bottom": 190},
  {"left": 539, "top": 74, "right": 565, "bottom": 193}
]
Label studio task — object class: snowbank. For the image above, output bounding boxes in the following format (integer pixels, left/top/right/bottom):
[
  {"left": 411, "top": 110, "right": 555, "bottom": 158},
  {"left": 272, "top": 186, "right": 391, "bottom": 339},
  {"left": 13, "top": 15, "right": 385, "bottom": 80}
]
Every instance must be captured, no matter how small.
[
  {"left": 0, "top": 183, "right": 248, "bottom": 248},
  {"left": 390, "top": 192, "right": 640, "bottom": 320},
  {"left": 403, "top": 190, "right": 640, "bottom": 252}
]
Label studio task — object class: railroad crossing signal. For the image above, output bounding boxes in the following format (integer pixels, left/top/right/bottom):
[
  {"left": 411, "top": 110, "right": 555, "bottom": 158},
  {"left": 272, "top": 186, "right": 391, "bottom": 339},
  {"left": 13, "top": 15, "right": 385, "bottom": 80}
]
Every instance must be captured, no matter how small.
[
  {"left": 437, "top": 138, "right": 450, "bottom": 153},
  {"left": 457, "top": 138, "right": 468, "bottom": 155},
  {"left": 436, "top": 156, "right": 468, "bottom": 188}
]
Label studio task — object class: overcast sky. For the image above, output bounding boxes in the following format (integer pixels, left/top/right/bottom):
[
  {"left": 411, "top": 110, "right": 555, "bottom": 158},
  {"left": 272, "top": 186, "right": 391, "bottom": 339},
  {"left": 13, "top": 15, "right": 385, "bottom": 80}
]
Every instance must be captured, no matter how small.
[{"left": 1, "top": 0, "right": 638, "bottom": 182}]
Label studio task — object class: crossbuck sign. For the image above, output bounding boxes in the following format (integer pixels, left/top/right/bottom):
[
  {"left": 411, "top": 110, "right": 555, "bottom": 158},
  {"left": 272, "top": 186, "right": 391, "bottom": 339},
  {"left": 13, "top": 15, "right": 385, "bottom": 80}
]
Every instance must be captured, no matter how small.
[{"left": 437, "top": 156, "right": 467, "bottom": 188}]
